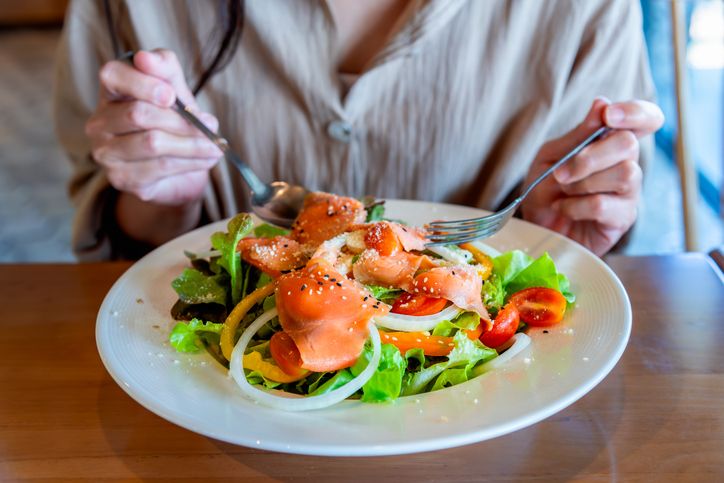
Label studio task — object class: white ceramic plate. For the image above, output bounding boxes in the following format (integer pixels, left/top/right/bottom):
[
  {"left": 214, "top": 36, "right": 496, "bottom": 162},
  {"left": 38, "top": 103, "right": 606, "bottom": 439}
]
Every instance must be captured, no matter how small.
[{"left": 96, "top": 200, "right": 631, "bottom": 456}]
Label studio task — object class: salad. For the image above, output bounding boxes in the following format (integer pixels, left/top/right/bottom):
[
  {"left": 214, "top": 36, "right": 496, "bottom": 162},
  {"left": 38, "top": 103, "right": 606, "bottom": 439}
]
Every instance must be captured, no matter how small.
[{"left": 169, "top": 192, "right": 575, "bottom": 411}]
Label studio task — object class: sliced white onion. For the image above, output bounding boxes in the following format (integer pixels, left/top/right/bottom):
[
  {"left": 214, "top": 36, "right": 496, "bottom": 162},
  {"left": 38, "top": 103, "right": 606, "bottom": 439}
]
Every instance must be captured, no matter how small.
[
  {"left": 468, "top": 240, "right": 501, "bottom": 258},
  {"left": 374, "top": 304, "right": 462, "bottom": 332},
  {"left": 310, "top": 233, "right": 349, "bottom": 265},
  {"left": 473, "top": 333, "right": 531, "bottom": 376},
  {"left": 229, "top": 310, "right": 381, "bottom": 411},
  {"left": 427, "top": 245, "right": 472, "bottom": 265}
]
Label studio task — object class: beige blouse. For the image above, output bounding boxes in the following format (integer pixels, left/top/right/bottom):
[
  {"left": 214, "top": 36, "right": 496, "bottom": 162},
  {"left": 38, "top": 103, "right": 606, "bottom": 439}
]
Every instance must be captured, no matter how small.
[{"left": 54, "top": 0, "right": 654, "bottom": 261}]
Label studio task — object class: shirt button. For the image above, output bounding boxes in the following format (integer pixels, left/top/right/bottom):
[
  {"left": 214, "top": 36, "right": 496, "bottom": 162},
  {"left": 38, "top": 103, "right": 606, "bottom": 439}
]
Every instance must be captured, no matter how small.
[{"left": 326, "top": 120, "right": 353, "bottom": 143}]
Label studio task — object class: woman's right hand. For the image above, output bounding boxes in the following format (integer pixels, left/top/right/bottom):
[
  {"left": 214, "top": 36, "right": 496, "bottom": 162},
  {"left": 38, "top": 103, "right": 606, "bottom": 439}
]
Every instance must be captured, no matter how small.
[{"left": 86, "top": 49, "right": 223, "bottom": 206}]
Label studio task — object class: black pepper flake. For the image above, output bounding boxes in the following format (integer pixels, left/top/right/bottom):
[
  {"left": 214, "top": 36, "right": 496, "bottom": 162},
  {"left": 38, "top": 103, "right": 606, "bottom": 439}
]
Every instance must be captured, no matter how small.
[
  {"left": 300, "top": 284, "right": 307, "bottom": 291},
  {"left": 543, "top": 330, "right": 549, "bottom": 334}
]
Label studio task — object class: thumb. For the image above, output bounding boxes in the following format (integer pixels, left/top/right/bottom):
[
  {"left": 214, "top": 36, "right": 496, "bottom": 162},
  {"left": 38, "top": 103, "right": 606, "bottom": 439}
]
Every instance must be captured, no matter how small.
[{"left": 133, "top": 49, "right": 197, "bottom": 108}]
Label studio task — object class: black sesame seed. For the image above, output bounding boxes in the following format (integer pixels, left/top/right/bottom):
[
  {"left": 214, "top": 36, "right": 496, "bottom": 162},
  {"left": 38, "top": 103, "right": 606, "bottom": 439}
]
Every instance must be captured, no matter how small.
[
  {"left": 324, "top": 274, "right": 330, "bottom": 279},
  {"left": 452, "top": 271, "right": 456, "bottom": 275},
  {"left": 283, "top": 244, "right": 289, "bottom": 248},
  {"left": 543, "top": 330, "right": 549, "bottom": 334},
  {"left": 300, "top": 284, "right": 307, "bottom": 291},
  {"left": 336, "top": 282, "right": 342, "bottom": 287},
  {"left": 317, "top": 281, "right": 323, "bottom": 286},
  {"left": 363, "top": 296, "right": 369, "bottom": 301}
]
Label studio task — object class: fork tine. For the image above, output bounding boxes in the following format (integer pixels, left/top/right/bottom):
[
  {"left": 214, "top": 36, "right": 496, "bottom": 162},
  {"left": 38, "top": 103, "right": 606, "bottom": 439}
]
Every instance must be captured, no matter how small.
[
  {"left": 426, "top": 216, "right": 508, "bottom": 246},
  {"left": 426, "top": 215, "right": 504, "bottom": 239}
]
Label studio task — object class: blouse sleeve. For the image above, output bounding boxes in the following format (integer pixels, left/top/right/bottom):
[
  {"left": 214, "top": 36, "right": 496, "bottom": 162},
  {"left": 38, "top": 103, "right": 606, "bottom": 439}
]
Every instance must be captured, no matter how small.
[{"left": 53, "top": 0, "right": 141, "bottom": 261}]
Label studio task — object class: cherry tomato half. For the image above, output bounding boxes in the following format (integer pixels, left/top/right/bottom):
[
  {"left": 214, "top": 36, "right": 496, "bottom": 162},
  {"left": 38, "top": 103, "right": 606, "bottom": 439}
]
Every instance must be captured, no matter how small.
[
  {"left": 391, "top": 292, "right": 449, "bottom": 316},
  {"left": 269, "top": 331, "right": 309, "bottom": 377},
  {"left": 508, "top": 287, "right": 567, "bottom": 327},
  {"left": 480, "top": 302, "right": 519, "bottom": 348}
]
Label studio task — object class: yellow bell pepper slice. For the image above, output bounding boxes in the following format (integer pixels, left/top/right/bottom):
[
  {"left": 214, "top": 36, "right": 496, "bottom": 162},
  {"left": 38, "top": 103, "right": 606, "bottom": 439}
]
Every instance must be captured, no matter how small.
[
  {"left": 221, "top": 282, "right": 276, "bottom": 361},
  {"left": 459, "top": 242, "right": 494, "bottom": 281},
  {"left": 242, "top": 351, "right": 309, "bottom": 383}
]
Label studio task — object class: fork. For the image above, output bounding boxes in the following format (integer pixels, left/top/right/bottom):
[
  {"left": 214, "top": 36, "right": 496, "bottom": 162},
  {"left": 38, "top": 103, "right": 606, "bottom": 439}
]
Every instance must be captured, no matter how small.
[{"left": 426, "top": 126, "right": 611, "bottom": 246}]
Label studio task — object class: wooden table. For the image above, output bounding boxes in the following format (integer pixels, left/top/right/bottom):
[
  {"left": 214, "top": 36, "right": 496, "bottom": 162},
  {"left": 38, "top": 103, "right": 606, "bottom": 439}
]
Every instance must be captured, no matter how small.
[{"left": 1, "top": 254, "right": 722, "bottom": 481}]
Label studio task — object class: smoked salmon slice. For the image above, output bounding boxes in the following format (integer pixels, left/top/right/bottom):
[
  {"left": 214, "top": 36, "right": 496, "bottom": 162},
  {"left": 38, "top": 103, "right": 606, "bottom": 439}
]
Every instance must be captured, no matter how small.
[
  {"left": 291, "top": 193, "right": 366, "bottom": 246},
  {"left": 275, "top": 260, "right": 390, "bottom": 372},
  {"left": 412, "top": 265, "right": 491, "bottom": 325},
  {"left": 237, "top": 237, "right": 308, "bottom": 277},
  {"left": 352, "top": 249, "right": 425, "bottom": 291}
]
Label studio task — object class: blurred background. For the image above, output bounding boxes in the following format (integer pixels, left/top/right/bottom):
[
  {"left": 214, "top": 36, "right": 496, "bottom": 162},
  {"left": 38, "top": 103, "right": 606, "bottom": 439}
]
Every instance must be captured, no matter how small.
[{"left": 0, "top": 0, "right": 722, "bottom": 262}]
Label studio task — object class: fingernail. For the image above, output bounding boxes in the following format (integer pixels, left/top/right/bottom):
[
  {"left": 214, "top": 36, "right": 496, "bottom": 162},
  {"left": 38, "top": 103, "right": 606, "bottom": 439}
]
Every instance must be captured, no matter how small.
[{"left": 606, "top": 106, "right": 625, "bottom": 124}]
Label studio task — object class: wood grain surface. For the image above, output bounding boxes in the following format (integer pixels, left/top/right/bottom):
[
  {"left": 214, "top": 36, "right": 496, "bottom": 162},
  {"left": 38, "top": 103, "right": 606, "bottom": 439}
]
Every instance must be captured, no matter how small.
[{"left": 0, "top": 255, "right": 722, "bottom": 482}]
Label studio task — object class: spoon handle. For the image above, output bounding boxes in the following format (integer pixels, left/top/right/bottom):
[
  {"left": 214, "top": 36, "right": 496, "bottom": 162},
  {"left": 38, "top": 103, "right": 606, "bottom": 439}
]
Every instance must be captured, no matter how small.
[{"left": 173, "top": 99, "right": 271, "bottom": 199}]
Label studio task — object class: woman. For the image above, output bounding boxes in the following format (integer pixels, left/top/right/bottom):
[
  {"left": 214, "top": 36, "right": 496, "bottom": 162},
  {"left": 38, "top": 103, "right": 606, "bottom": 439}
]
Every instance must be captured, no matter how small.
[{"left": 55, "top": 0, "right": 664, "bottom": 260}]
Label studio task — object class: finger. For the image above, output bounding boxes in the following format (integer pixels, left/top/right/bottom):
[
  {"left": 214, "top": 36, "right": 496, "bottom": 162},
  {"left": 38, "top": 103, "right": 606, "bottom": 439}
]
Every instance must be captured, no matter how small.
[
  {"left": 86, "top": 101, "right": 219, "bottom": 137},
  {"left": 553, "top": 194, "right": 638, "bottom": 230},
  {"left": 539, "top": 97, "right": 610, "bottom": 162},
  {"left": 104, "top": 157, "right": 219, "bottom": 191},
  {"left": 604, "top": 100, "right": 665, "bottom": 137},
  {"left": 92, "top": 129, "right": 223, "bottom": 163},
  {"left": 560, "top": 160, "right": 642, "bottom": 197},
  {"left": 554, "top": 129, "right": 639, "bottom": 184},
  {"left": 133, "top": 49, "right": 196, "bottom": 107},
  {"left": 98, "top": 60, "right": 175, "bottom": 107}
]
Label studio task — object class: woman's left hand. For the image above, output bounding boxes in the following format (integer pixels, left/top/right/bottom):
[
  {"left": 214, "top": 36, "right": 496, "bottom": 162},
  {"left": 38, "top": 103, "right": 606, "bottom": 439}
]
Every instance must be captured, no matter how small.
[{"left": 521, "top": 98, "right": 664, "bottom": 256}]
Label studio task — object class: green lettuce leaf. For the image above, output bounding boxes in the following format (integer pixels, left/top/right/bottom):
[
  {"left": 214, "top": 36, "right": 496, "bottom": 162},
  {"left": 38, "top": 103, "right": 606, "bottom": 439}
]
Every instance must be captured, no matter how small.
[
  {"left": 491, "top": 250, "right": 576, "bottom": 304},
  {"left": 309, "top": 370, "right": 354, "bottom": 396},
  {"left": 171, "top": 268, "right": 228, "bottom": 306},
  {"left": 432, "top": 311, "right": 480, "bottom": 337},
  {"left": 401, "top": 331, "right": 496, "bottom": 395},
  {"left": 211, "top": 214, "right": 254, "bottom": 305},
  {"left": 493, "top": 250, "right": 534, "bottom": 285},
  {"left": 169, "top": 319, "right": 224, "bottom": 353},
  {"left": 352, "top": 343, "right": 407, "bottom": 403},
  {"left": 364, "top": 285, "right": 403, "bottom": 303},
  {"left": 254, "top": 223, "right": 290, "bottom": 238},
  {"left": 481, "top": 274, "right": 505, "bottom": 314}
]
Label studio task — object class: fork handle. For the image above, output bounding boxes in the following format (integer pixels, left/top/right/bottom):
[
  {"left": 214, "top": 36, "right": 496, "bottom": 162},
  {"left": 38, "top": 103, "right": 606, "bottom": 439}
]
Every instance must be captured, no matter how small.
[
  {"left": 517, "top": 126, "right": 611, "bottom": 203},
  {"left": 173, "top": 99, "right": 271, "bottom": 200},
  {"left": 116, "top": 51, "right": 272, "bottom": 200}
]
